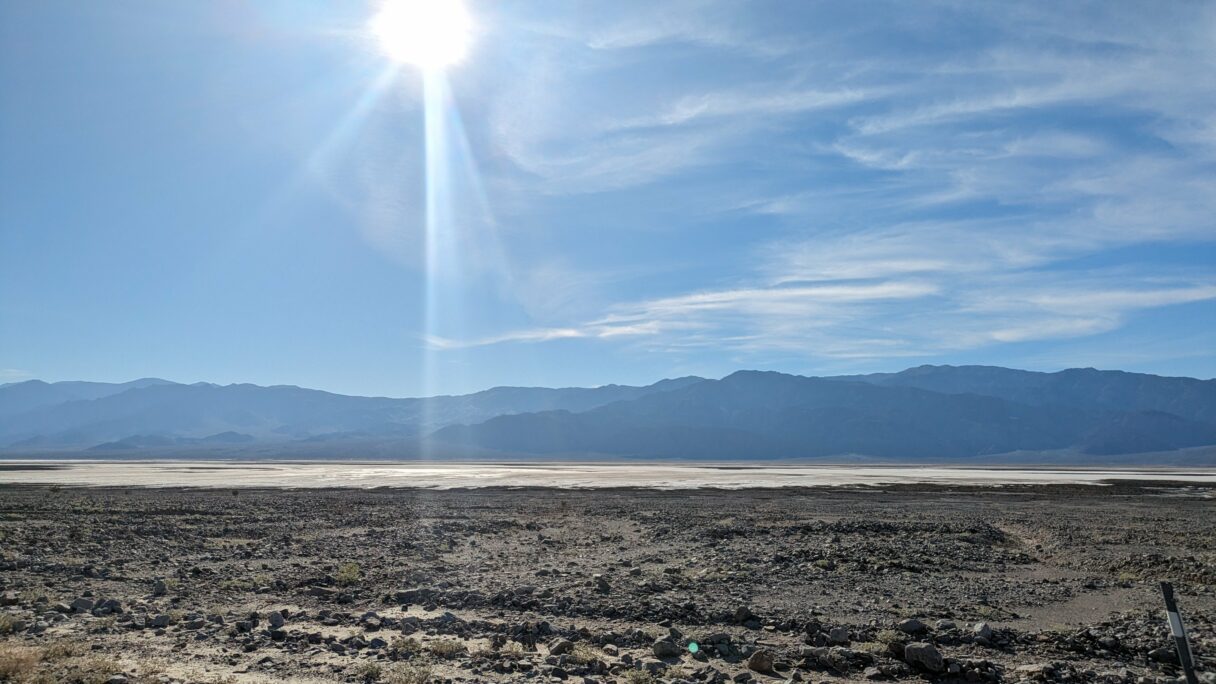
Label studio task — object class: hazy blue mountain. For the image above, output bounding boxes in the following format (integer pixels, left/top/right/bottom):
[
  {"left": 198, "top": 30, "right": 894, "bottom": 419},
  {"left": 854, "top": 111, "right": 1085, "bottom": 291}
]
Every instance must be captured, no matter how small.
[
  {"left": 0, "top": 378, "right": 175, "bottom": 418},
  {"left": 835, "top": 365, "right": 1216, "bottom": 424},
  {"left": 434, "top": 370, "right": 1216, "bottom": 459},
  {"left": 87, "top": 431, "right": 256, "bottom": 451},
  {"left": 0, "top": 376, "right": 704, "bottom": 450},
  {"left": 3, "top": 366, "right": 1214, "bottom": 460}
]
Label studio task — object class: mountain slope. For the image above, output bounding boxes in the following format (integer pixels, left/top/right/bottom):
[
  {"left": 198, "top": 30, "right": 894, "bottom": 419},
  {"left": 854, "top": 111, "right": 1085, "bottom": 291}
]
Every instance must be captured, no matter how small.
[
  {"left": 0, "top": 378, "right": 174, "bottom": 418},
  {"left": 836, "top": 365, "right": 1216, "bottom": 424},
  {"left": 3, "top": 367, "right": 1214, "bottom": 460},
  {"left": 434, "top": 370, "right": 1216, "bottom": 459},
  {"left": 0, "top": 377, "right": 704, "bottom": 449}
]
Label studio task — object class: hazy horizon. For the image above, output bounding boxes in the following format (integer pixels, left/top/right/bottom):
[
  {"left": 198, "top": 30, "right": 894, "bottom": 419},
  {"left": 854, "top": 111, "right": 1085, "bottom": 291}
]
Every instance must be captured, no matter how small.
[{"left": 4, "top": 362, "right": 1216, "bottom": 400}]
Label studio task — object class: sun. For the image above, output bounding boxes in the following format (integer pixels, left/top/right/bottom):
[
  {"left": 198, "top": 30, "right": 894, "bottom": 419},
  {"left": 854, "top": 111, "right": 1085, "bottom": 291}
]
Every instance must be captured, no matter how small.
[{"left": 371, "top": 0, "right": 472, "bottom": 69}]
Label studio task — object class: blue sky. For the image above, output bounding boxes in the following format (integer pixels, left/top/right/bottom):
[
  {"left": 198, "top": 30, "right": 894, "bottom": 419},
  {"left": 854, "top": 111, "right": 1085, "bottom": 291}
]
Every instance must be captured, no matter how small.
[{"left": 1, "top": 0, "right": 1214, "bottom": 397}]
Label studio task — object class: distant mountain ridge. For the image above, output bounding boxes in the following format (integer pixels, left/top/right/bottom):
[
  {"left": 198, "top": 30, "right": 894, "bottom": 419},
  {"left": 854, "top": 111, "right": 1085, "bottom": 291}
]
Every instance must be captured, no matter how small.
[
  {"left": 0, "top": 376, "right": 704, "bottom": 451},
  {"left": 1, "top": 366, "right": 1214, "bottom": 463},
  {"left": 434, "top": 369, "right": 1216, "bottom": 459},
  {"left": 836, "top": 365, "right": 1216, "bottom": 424},
  {"left": 0, "top": 378, "right": 174, "bottom": 418}
]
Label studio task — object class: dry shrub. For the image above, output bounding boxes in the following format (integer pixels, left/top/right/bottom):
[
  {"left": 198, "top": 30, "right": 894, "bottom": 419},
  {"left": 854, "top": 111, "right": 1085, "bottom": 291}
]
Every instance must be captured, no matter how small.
[
  {"left": 0, "top": 646, "right": 40, "bottom": 681},
  {"left": 427, "top": 638, "right": 465, "bottom": 658},
  {"left": 382, "top": 663, "right": 432, "bottom": 684}
]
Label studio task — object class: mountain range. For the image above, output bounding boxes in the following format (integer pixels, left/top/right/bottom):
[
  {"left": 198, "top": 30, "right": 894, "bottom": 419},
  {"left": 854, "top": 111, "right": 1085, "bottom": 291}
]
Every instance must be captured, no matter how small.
[{"left": 1, "top": 366, "right": 1214, "bottom": 463}]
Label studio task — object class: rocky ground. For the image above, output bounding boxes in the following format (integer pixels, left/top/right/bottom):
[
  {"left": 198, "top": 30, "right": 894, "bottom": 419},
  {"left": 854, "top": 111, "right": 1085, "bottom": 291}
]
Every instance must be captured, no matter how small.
[{"left": 0, "top": 481, "right": 1213, "bottom": 684}]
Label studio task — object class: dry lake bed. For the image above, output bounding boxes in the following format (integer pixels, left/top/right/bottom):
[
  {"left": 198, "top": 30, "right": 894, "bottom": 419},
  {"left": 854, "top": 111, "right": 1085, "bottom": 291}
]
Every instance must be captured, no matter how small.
[{"left": 1, "top": 460, "right": 1215, "bottom": 490}]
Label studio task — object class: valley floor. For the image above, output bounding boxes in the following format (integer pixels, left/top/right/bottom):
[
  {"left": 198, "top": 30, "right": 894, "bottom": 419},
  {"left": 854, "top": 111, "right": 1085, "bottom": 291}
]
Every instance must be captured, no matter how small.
[{"left": 0, "top": 482, "right": 1213, "bottom": 683}]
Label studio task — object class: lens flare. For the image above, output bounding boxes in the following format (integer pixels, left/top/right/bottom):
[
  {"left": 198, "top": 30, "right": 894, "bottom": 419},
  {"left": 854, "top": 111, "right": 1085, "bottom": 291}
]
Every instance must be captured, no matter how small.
[{"left": 371, "top": 0, "right": 472, "bottom": 69}]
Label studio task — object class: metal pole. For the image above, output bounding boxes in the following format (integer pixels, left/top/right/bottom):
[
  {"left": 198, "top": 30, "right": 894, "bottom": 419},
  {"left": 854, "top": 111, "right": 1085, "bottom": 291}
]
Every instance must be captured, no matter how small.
[{"left": 1160, "top": 582, "right": 1199, "bottom": 684}]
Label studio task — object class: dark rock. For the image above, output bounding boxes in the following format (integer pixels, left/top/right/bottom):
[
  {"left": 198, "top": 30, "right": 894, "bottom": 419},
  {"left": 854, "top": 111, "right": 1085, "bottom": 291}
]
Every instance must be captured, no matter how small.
[
  {"left": 747, "top": 649, "right": 775, "bottom": 674},
  {"left": 653, "top": 638, "right": 682, "bottom": 659},
  {"left": 905, "top": 642, "right": 944, "bottom": 673}
]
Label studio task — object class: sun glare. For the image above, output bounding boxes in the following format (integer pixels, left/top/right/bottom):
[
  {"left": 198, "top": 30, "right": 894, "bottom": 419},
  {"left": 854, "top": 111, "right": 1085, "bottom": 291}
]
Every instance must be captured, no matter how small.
[{"left": 371, "top": 0, "right": 472, "bottom": 69}]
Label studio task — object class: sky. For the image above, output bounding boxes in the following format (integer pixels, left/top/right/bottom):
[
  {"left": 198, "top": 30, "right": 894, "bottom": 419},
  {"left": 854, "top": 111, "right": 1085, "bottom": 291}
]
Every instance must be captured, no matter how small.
[{"left": 1, "top": 0, "right": 1214, "bottom": 397}]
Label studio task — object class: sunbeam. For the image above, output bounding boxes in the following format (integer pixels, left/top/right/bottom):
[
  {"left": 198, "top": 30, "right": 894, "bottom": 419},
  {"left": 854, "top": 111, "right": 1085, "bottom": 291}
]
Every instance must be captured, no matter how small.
[
  {"left": 252, "top": 65, "right": 400, "bottom": 228},
  {"left": 421, "top": 70, "right": 454, "bottom": 457},
  {"left": 365, "top": 0, "right": 484, "bottom": 455},
  {"left": 416, "top": 70, "right": 500, "bottom": 455}
]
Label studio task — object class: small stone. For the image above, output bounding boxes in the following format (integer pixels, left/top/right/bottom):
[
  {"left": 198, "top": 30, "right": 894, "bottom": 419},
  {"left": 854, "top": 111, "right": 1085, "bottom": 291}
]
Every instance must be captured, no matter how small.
[
  {"left": 1148, "top": 647, "right": 1173, "bottom": 663},
  {"left": 973, "top": 622, "right": 993, "bottom": 640},
  {"left": 898, "top": 618, "right": 928, "bottom": 634},
  {"left": 828, "top": 626, "right": 850, "bottom": 644},
  {"left": 747, "top": 649, "right": 775, "bottom": 674},
  {"left": 1015, "top": 663, "right": 1054, "bottom": 679}
]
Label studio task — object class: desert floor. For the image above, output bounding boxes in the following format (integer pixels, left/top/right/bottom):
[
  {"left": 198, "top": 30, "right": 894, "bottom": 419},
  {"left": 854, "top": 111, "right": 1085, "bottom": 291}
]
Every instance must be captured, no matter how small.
[{"left": 0, "top": 481, "right": 1212, "bottom": 683}]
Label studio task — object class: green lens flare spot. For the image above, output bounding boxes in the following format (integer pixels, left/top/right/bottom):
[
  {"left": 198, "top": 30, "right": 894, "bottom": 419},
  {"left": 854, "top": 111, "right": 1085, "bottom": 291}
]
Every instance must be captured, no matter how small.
[{"left": 688, "top": 641, "right": 699, "bottom": 653}]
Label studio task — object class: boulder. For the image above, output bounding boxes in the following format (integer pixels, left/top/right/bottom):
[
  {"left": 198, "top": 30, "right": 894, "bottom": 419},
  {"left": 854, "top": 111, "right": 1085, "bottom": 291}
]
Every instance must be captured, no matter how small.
[
  {"left": 904, "top": 642, "right": 944, "bottom": 673},
  {"left": 652, "top": 638, "right": 682, "bottom": 659}
]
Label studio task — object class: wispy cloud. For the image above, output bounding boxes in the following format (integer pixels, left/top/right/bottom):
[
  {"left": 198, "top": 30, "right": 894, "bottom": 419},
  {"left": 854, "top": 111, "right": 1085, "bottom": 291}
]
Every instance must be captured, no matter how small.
[
  {"left": 440, "top": 0, "right": 1216, "bottom": 369},
  {"left": 612, "top": 88, "right": 873, "bottom": 130}
]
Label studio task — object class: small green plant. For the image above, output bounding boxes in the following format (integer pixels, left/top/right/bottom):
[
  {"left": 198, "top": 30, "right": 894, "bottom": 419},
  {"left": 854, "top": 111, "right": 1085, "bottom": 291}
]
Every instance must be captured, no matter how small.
[
  {"left": 875, "top": 629, "right": 905, "bottom": 645},
  {"left": 218, "top": 578, "right": 256, "bottom": 592},
  {"left": 336, "top": 562, "right": 362, "bottom": 586},
  {"left": 854, "top": 641, "right": 888, "bottom": 656},
  {"left": 974, "top": 604, "right": 1005, "bottom": 619},
  {"left": 621, "top": 670, "right": 658, "bottom": 684}
]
